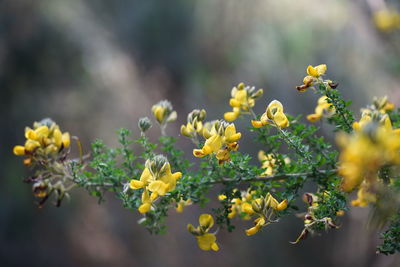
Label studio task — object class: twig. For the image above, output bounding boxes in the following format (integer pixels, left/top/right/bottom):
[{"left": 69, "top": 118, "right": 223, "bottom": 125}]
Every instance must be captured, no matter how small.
[{"left": 205, "top": 169, "right": 337, "bottom": 185}]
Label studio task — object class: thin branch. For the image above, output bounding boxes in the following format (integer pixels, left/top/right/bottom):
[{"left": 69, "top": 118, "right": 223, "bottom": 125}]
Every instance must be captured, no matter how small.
[
  {"left": 82, "top": 182, "right": 116, "bottom": 188},
  {"left": 276, "top": 127, "right": 313, "bottom": 164},
  {"left": 205, "top": 169, "right": 337, "bottom": 185}
]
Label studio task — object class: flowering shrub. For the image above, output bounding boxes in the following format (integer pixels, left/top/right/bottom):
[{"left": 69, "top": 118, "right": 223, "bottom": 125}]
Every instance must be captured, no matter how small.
[{"left": 13, "top": 65, "right": 400, "bottom": 254}]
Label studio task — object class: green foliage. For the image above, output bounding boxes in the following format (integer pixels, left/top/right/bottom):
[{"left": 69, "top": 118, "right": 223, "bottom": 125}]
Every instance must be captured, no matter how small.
[
  {"left": 377, "top": 212, "right": 400, "bottom": 255},
  {"left": 318, "top": 83, "right": 355, "bottom": 133}
]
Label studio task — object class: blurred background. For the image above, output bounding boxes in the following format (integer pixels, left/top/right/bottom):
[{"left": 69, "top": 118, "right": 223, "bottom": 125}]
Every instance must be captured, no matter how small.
[{"left": 2, "top": 0, "right": 400, "bottom": 266}]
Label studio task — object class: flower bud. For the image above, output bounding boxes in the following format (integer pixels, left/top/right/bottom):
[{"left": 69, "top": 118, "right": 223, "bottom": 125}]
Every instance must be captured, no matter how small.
[
  {"left": 62, "top": 132, "right": 70, "bottom": 148},
  {"left": 138, "top": 117, "right": 152, "bottom": 133},
  {"left": 13, "top": 145, "right": 26, "bottom": 156},
  {"left": 146, "top": 155, "right": 168, "bottom": 176},
  {"left": 53, "top": 129, "right": 63, "bottom": 148},
  {"left": 250, "top": 89, "right": 264, "bottom": 99},
  {"left": 199, "top": 109, "right": 207, "bottom": 121},
  {"left": 181, "top": 125, "right": 192, "bottom": 137},
  {"left": 251, "top": 198, "right": 264, "bottom": 213},
  {"left": 188, "top": 109, "right": 207, "bottom": 123}
]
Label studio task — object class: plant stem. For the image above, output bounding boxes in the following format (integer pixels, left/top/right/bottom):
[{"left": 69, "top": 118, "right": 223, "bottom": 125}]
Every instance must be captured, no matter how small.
[
  {"left": 275, "top": 126, "right": 313, "bottom": 164},
  {"left": 205, "top": 169, "right": 337, "bottom": 185}
]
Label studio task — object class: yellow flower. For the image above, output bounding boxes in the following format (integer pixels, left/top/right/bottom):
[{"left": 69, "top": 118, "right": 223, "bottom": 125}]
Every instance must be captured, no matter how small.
[
  {"left": 307, "top": 64, "right": 327, "bottom": 78},
  {"left": 148, "top": 180, "right": 169, "bottom": 196},
  {"left": 373, "top": 9, "right": 400, "bottom": 32},
  {"left": 151, "top": 100, "right": 177, "bottom": 124},
  {"left": 224, "top": 83, "right": 263, "bottom": 122},
  {"left": 251, "top": 100, "right": 289, "bottom": 129},
  {"left": 218, "top": 194, "right": 227, "bottom": 201},
  {"left": 223, "top": 124, "right": 241, "bottom": 143},
  {"left": 193, "top": 134, "right": 223, "bottom": 157},
  {"left": 307, "top": 96, "right": 335, "bottom": 123},
  {"left": 176, "top": 198, "right": 192, "bottom": 213},
  {"left": 351, "top": 182, "right": 377, "bottom": 207},
  {"left": 352, "top": 113, "right": 372, "bottom": 131},
  {"left": 130, "top": 155, "right": 182, "bottom": 214},
  {"left": 188, "top": 214, "right": 219, "bottom": 251},
  {"left": 265, "top": 193, "right": 288, "bottom": 211},
  {"left": 196, "top": 233, "right": 219, "bottom": 251},
  {"left": 224, "top": 108, "right": 240, "bottom": 122},
  {"left": 199, "top": 213, "right": 214, "bottom": 229},
  {"left": 193, "top": 121, "right": 241, "bottom": 163},
  {"left": 241, "top": 202, "right": 255, "bottom": 215},
  {"left": 138, "top": 190, "right": 152, "bottom": 214},
  {"left": 245, "top": 217, "right": 266, "bottom": 236}
]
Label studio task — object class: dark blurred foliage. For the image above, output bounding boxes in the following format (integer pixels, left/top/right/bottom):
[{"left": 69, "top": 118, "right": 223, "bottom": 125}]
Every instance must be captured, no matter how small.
[{"left": 1, "top": 0, "right": 400, "bottom": 266}]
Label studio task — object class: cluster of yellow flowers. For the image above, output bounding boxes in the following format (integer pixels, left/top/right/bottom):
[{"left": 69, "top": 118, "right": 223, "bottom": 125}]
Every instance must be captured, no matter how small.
[
  {"left": 180, "top": 109, "right": 207, "bottom": 139},
  {"left": 13, "top": 118, "right": 71, "bottom": 165},
  {"left": 373, "top": 9, "right": 400, "bottom": 32},
  {"left": 130, "top": 155, "right": 182, "bottom": 214},
  {"left": 338, "top": 97, "right": 400, "bottom": 207},
  {"left": 251, "top": 100, "right": 290, "bottom": 129},
  {"left": 223, "top": 82, "right": 263, "bottom": 122},
  {"left": 187, "top": 214, "right": 219, "bottom": 251},
  {"left": 244, "top": 193, "right": 288, "bottom": 236},
  {"left": 219, "top": 191, "right": 287, "bottom": 236},
  {"left": 352, "top": 96, "right": 395, "bottom": 131},
  {"left": 258, "top": 151, "right": 277, "bottom": 176},
  {"left": 218, "top": 189, "right": 257, "bottom": 220},
  {"left": 192, "top": 120, "right": 241, "bottom": 164},
  {"left": 258, "top": 150, "right": 290, "bottom": 176},
  {"left": 12, "top": 118, "right": 74, "bottom": 207}
]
